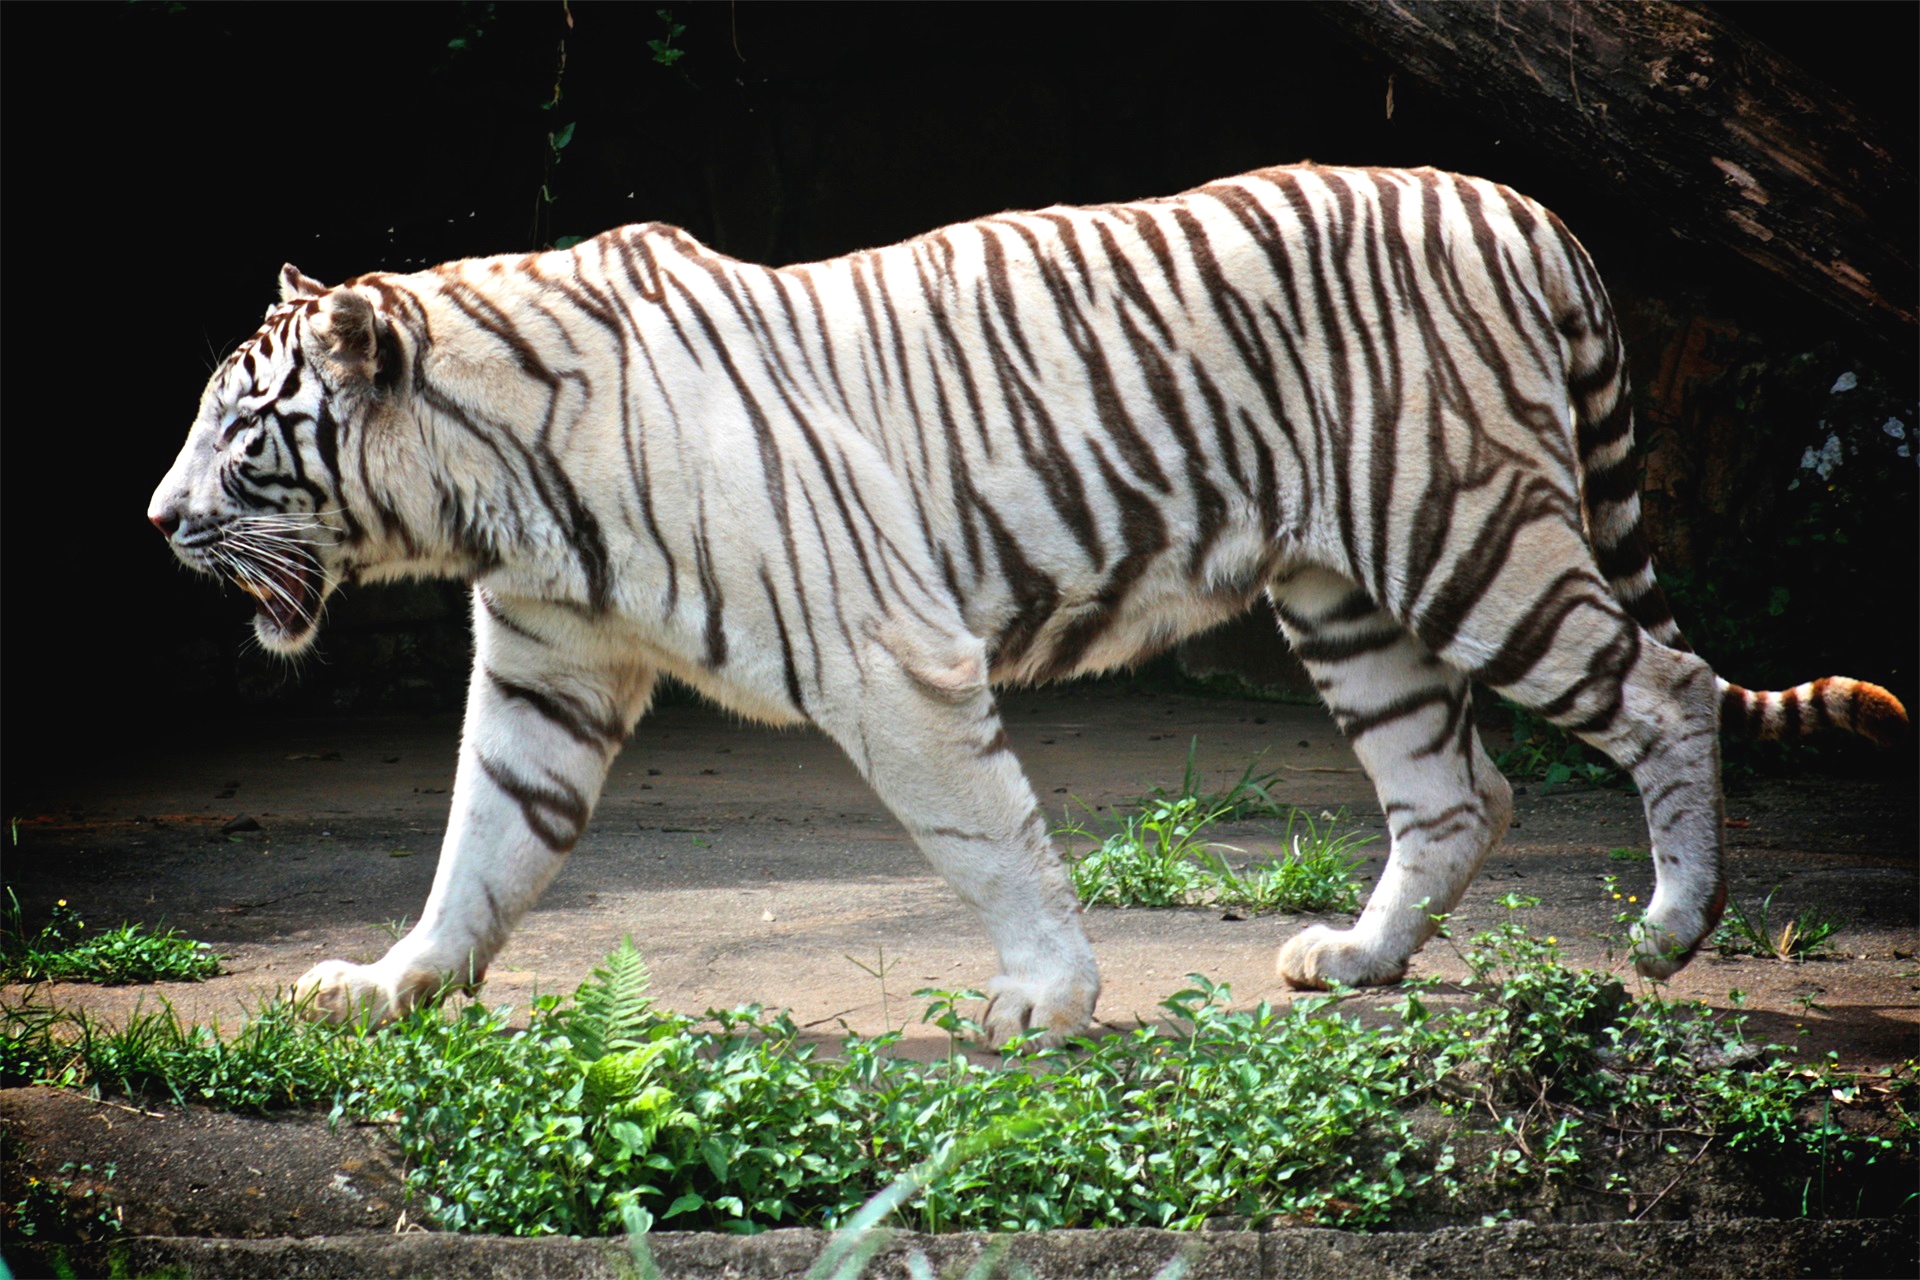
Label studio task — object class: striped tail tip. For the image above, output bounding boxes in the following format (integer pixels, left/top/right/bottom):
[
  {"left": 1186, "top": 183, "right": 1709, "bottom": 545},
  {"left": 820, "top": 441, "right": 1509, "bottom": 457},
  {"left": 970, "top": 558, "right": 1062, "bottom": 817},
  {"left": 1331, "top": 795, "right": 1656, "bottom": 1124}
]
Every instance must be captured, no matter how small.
[{"left": 1719, "top": 677, "right": 1910, "bottom": 747}]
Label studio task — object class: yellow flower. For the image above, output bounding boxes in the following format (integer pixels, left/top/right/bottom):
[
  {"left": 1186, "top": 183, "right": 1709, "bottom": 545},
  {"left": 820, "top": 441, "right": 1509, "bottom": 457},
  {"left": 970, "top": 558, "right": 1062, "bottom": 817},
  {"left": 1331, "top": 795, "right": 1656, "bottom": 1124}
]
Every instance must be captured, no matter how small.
[
  {"left": 1611, "top": 893, "right": 1622, "bottom": 901},
  {"left": 1628, "top": 895, "right": 1639, "bottom": 904},
  {"left": 1546, "top": 936, "right": 1558, "bottom": 945},
  {"left": 56, "top": 899, "right": 67, "bottom": 907}
]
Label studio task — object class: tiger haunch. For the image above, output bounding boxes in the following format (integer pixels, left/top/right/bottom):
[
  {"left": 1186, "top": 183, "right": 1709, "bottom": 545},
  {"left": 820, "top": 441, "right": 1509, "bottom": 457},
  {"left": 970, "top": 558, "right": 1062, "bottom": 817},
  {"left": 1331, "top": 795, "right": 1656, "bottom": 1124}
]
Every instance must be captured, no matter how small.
[{"left": 149, "top": 165, "right": 1906, "bottom": 1044}]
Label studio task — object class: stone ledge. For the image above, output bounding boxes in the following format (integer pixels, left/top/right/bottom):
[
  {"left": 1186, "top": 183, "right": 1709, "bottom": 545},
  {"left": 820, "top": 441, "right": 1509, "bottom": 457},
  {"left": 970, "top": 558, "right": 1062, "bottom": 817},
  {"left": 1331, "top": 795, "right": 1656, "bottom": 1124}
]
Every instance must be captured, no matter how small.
[{"left": 106, "top": 1217, "right": 1914, "bottom": 1280}]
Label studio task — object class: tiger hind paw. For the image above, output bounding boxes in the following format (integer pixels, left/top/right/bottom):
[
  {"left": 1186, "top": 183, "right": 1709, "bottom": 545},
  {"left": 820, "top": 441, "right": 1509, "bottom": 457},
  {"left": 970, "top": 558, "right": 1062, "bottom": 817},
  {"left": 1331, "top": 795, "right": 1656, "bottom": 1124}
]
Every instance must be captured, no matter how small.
[
  {"left": 1276, "top": 924, "right": 1410, "bottom": 990},
  {"left": 1628, "top": 919, "right": 1705, "bottom": 981}
]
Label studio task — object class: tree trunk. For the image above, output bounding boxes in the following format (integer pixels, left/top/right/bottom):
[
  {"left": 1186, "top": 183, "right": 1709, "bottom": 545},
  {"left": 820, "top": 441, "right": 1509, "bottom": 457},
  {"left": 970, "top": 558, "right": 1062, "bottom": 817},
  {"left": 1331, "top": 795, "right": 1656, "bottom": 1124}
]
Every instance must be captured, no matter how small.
[{"left": 1311, "top": 0, "right": 1915, "bottom": 341}]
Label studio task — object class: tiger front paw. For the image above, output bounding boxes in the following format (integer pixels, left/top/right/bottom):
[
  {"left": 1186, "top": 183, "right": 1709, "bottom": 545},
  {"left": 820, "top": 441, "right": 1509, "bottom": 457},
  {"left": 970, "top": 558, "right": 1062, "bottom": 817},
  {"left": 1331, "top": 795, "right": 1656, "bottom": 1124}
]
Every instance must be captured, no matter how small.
[
  {"left": 982, "top": 971, "right": 1099, "bottom": 1050},
  {"left": 292, "top": 959, "right": 458, "bottom": 1027},
  {"left": 1629, "top": 917, "right": 1703, "bottom": 981},
  {"left": 1276, "top": 924, "right": 1409, "bottom": 990}
]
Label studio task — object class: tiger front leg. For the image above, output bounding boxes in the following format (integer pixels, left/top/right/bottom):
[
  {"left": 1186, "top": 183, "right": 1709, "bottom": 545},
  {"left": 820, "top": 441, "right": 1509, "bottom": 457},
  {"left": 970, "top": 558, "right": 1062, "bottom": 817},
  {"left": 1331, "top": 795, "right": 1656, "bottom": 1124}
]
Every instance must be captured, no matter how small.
[
  {"left": 921, "top": 810, "right": 1101, "bottom": 1049},
  {"left": 888, "top": 755, "right": 1100, "bottom": 1049},
  {"left": 295, "top": 596, "right": 654, "bottom": 1026},
  {"left": 819, "top": 636, "right": 1100, "bottom": 1049}
]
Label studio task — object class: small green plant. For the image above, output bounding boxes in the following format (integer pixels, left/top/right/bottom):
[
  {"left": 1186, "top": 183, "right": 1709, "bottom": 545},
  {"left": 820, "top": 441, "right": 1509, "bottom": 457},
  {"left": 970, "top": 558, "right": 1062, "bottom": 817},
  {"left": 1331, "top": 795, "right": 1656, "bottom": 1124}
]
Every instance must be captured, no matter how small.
[
  {"left": 1596, "top": 874, "right": 1652, "bottom": 967},
  {"left": 1141, "top": 738, "right": 1289, "bottom": 819},
  {"left": 1434, "top": 893, "right": 1892, "bottom": 1200},
  {"left": 1063, "top": 797, "right": 1371, "bottom": 913},
  {"left": 1493, "top": 701, "right": 1622, "bottom": 790},
  {"left": 1204, "top": 808, "right": 1370, "bottom": 914},
  {"left": 1063, "top": 797, "right": 1223, "bottom": 907},
  {"left": 5, "top": 1160, "right": 123, "bottom": 1279},
  {"left": 1713, "top": 887, "right": 1843, "bottom": 961},
  {"left": 0, "top": 891, "right": 220, "bottom": 985},
  {"left": 647, "top": 7, "right": 686, "bottom": 66}
]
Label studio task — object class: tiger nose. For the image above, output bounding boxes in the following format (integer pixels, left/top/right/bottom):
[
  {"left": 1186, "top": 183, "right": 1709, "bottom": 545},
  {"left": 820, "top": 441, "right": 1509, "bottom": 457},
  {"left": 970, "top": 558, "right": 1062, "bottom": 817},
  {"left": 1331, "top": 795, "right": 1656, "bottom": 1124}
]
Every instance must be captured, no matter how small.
[{"left": 149, "top": 508, "right": 181, "bottom": 538}]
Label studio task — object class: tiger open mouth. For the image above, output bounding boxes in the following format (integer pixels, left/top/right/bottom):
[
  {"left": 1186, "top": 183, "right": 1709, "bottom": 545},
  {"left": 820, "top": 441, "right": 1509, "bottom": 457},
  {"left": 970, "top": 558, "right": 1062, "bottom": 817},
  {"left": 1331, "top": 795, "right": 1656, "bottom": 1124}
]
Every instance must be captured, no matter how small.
[{"left": 231, "top": 552, "right": 324, "bottom": 643}]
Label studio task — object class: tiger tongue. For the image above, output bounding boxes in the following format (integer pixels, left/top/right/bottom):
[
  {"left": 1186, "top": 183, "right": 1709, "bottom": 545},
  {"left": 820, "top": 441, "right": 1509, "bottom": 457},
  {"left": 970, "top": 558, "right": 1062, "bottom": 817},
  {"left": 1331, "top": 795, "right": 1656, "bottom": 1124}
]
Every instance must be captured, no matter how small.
[
  {"left": 267, "top": 564, "right": 311, "bottom": 631},
  {"left": 237, "top": 563, "right": 309, "bottom": 633}
]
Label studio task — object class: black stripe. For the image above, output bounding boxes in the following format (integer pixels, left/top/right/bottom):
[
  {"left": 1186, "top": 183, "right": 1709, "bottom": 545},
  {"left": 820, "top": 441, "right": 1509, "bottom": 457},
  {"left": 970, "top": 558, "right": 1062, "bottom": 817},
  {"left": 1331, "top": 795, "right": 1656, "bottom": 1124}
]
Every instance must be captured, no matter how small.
[
  {"left": 1337, "top": 685, "right": 1453, "bottom": 740},
  {"left": 478, "top": 753, "right": 588, "bottom": 853},
  {"left": 487, "top": 667, "right": 622, "bottom": 749},
  {"left": 759, "top": 566, "right": 808, "bottom": 714},
  {"left": 1287, "top": 624, "right": 1404, "bottom": 664}
]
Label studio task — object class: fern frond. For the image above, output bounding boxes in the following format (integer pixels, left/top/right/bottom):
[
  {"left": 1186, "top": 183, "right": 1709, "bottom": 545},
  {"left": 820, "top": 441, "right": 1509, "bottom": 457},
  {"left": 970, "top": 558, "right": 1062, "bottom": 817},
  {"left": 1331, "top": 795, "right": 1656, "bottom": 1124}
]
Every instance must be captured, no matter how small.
[{"left": 567, "top": 935, "right": 655, "bottom": 1061}]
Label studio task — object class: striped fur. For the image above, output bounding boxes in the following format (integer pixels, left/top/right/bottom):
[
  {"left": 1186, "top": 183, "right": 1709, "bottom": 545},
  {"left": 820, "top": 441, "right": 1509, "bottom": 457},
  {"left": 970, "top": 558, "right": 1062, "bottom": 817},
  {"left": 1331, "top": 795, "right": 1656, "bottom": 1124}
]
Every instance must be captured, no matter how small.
[{"left": 150, "top": 165, "right": 1907, "bottom": 1043}]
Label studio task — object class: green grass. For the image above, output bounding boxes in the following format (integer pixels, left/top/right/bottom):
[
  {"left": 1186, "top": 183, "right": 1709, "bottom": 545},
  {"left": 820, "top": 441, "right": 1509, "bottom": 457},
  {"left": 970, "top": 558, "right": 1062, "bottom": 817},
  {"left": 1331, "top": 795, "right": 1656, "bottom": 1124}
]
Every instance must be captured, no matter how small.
[
  {"left": 5, "top": 918, "right": 1909, "bottom": 1240},
  {"left": 1138, "top": 737, "right": 1291, "bottom": 820},
  {"left": 0, "top": 994, "right": 357, "bottom": 1112},
  {"left": 1062, "top": 798, "right": 1220, "bottom": 907},
  {"left": 1205, "top": 808, "right": 1372, "bottom": 915},
  {"left": 1712, "top": 887, "right": 1845, "bottom": 961},
  {"left": 0, "top": 892, "right": 220, "bottom": 985},
  {"left": 1061, "top": 796, "right": 1371, "bottom": 914}
]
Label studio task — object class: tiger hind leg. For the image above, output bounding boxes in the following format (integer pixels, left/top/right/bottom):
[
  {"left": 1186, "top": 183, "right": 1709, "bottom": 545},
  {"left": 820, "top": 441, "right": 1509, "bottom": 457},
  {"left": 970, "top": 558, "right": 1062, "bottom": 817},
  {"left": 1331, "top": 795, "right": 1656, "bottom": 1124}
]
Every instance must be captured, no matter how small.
[
  {"left": 1270, "top": 566, "right": 1512, "bottom": 989},
  {"left": 1548, "top": 636, "right": 1725, "bottom": 978},
  {"left": 1412, "top": 528, "right": 1728, "bottom": 981},
  {"left": 814, "top": 632, "right": 1100, "bottom": 1048}
]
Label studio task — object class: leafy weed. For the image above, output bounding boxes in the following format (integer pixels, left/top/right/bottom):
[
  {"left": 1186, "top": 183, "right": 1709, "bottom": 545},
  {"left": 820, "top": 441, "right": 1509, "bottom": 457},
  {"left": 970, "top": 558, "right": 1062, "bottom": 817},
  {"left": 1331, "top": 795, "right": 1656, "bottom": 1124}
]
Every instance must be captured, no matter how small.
[
  {"left": 0, "top": 891, "right": 220, "bottom": 986},
  {"left": 1713, "top": 887, "right": 1844, "bottom": 961}
]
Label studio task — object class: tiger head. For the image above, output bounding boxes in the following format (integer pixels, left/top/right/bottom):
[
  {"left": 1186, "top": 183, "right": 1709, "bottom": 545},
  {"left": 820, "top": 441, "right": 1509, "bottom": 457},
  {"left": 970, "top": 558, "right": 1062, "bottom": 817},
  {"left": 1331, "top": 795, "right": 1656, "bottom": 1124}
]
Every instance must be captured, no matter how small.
[
  {"left": 148, "top": 266, "right": 416, "bottom": 656},
  {"left": 149, "top": 265, "right": 407, "bottom": 655}
]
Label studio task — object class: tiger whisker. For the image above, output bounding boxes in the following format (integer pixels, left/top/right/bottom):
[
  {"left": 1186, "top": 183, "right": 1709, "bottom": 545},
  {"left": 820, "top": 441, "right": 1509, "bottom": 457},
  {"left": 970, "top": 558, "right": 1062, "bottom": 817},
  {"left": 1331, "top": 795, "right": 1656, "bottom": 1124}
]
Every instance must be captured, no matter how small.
[
  {"left": 226, "top": 516, "right": 341, "bottom": 542},
  {"left": 230, "top": 509, "right": 344, "bottom": 529},
  {"left": 207, "top": 539, "right": 325, "bottom": 627},
  {"left": 212, "top": 534, "right": 317, "bottom": 572},
  {"left": 219, "top": 537, "right": 323, "bottom": 572}
]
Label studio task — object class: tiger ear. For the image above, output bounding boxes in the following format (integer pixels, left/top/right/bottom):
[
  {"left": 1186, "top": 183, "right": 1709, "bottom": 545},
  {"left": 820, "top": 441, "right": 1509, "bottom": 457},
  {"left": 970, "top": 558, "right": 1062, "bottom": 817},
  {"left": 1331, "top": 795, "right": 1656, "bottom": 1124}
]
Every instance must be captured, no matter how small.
[
  {"left": 279, "top": 264, "right": 328, "bottom": 303},
  {"left": 311, "top": 288, "right": 398, "bottom": 390}
]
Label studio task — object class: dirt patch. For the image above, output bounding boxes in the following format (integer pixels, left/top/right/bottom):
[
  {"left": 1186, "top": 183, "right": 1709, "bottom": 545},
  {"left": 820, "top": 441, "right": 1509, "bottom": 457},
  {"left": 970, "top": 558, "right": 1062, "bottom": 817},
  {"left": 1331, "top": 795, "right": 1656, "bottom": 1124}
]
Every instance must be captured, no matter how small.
[
  {"left": 3, "top": 686, "right": 1915, "bottom": 1272},
  {"left": 0, "top": 1088, "right": 406, "bottom": 1236}
]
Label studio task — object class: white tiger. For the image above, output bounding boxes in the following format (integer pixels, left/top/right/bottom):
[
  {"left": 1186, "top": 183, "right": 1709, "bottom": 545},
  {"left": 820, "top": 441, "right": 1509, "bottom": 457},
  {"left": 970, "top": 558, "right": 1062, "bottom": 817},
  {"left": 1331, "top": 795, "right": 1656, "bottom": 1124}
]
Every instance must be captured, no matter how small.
[{"left": 149, "top": 165, "right": 1907, "bottom": 1046}]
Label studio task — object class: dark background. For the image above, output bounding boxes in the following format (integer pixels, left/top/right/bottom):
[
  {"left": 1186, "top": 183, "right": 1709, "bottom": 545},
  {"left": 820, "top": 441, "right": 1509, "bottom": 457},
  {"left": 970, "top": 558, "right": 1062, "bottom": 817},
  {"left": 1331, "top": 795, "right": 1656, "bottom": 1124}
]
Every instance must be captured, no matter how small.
[{"left": 3, "top": 2, "right": 1914, "bottom": 813}]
